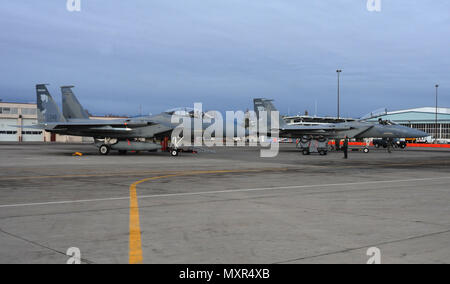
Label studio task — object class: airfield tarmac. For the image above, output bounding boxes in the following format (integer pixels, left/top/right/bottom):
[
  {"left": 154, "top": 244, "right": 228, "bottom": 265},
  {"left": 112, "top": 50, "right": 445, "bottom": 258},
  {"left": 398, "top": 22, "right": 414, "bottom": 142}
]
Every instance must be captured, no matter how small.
[{"left": 0, "top": 143, "right": 449, "bottom": 264}]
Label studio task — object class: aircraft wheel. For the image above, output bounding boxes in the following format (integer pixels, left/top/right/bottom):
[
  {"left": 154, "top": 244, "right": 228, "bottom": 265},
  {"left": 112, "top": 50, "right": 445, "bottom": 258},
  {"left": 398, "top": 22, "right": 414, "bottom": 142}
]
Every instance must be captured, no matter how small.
[
  {"left": 99, "top": 145, "right": 110, "bottom": 155},
  {"left": 363, "top": 148, "right": 370, "bottom": 153},
  {"left": 374, "top": 144, "right": 380, "bottom": 148},
  {"left": 170, "top": 150, "right": 179, "bottom": 157},
  {"left": 302, "top": 149, "right": 310, "bottom": 156},
  {"left": 319, "top": 150, "right": 327, "bottom": 156},
  {"left": 400, "top": 144, "right": 406, "bottom": 149}
]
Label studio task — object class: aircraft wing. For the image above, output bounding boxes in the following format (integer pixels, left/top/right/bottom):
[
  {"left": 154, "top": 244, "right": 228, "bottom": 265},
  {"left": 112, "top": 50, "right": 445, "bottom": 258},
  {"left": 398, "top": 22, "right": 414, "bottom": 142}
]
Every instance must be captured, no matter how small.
[
  {"left": 274, "top": 124, "right": 372, "bottom": 138},
  {"left": 47, "top": 116, "right": 162, "bottom": 127},
  {"left": 40, "top": 118, "right": 163, "bottom": 132},
  {"left": 277, "top": 124, "right": 352, "bottom": 135},
  {"left": 280, "top": 125, "right": 352, "bottom": 131}
]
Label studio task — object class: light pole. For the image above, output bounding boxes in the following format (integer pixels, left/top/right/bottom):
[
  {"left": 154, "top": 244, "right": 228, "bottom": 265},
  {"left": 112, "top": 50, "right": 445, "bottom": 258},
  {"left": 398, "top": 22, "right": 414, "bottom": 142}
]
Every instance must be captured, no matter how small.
[
  {"left": 336, "top": 69, "right": 342, "bottom": 120},
  {"left": 435, "top": 84, "right": 439, "bottom": 141}
]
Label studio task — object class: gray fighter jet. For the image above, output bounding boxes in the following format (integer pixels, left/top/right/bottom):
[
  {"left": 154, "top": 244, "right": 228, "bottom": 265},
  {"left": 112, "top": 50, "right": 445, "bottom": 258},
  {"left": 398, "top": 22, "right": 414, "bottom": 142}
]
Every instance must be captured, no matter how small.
[
  {"left": 254, "top": 98, "right": 428, "bottom": 154},
  {"left": 36, "top": 84, "right": 241, "bottom": 156}
]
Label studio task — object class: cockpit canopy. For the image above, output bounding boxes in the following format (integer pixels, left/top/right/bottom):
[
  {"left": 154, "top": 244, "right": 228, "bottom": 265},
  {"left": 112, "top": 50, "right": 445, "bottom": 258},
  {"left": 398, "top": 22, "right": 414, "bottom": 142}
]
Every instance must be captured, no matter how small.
[
  {"left": 377, "top": 118, "right": 398, "bottom": 126},
  {"left": 360, "top": 108, "right": 389, "bottom": 120},
  {"left": 165, "top": 107, "right": 216, "bottom": 119},
  {"left": 360, "top": 108, "right": 397, "bottom": 125}
]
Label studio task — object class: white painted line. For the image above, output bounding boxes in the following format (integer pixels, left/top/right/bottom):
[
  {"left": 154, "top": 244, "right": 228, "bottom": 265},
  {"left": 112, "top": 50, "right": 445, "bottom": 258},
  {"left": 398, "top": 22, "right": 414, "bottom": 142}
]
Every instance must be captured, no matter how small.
[
  {"left": 135, "top": 176, "right": 450, "bottom": 199},
  {"left": 0, "top": 197, "right": 129, "bottom": 209},
  {"left": 0, "top": 176, "right": 449, "bottom": 209}
]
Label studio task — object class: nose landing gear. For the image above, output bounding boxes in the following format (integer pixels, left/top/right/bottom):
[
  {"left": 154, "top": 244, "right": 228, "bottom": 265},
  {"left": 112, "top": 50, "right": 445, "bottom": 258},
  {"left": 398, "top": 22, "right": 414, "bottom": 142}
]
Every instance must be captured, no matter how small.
[{"left": 170, "top": 149, "right": 179, "bottom": 157}]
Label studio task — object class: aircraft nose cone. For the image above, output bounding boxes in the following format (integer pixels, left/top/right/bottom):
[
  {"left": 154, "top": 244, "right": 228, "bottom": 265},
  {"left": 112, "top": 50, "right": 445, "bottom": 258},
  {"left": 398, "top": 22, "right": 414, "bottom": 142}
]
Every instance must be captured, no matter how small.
[
  {"left": 399, "top": 125, "right": 429, "bottom": 138},
  {"left": 412, "top": 128, "right": 429, "bottom": 138},
  {"left": 389, "top": 125, "right": 429, "bottom": 138}
]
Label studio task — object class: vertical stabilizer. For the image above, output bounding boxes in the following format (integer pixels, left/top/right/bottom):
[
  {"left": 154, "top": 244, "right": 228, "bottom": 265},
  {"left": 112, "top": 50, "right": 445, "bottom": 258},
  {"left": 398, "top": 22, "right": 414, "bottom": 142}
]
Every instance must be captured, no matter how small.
[
  {"left": 253, "top": 98, "right": 286, "bottom": 128},
  {"left": 61, "top": 86, "right": 90, "bottom": 120},
  {"left": 36, "top": 84, "right": 66, "bottom": 124}
]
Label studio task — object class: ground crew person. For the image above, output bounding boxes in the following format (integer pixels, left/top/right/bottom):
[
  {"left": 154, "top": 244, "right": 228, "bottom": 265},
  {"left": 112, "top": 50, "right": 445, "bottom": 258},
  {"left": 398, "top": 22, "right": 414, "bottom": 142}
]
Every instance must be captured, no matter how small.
[
  {"left": 343, "top": 136, "right": 349, "bottom": 159},
  {"left": 387, "top": 138, "right": 393, "bottom": 154},
  {"left": 335, "top": 139, "right": 341, "bottom": 151}
]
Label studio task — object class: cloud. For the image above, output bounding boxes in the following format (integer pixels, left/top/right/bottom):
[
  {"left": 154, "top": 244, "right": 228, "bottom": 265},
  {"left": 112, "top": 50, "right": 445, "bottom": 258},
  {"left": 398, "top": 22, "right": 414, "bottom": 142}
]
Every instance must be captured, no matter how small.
[{"left": 0, "top": 0, "right": 448, "bottom": 117}]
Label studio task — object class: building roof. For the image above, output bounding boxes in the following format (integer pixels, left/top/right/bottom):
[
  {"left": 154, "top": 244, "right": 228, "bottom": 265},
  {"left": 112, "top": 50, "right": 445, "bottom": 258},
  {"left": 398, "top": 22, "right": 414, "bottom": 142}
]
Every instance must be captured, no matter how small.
[
  {"left": 0, "top": 102, "right": 37, "bottom": 106},
  {"left": 386, "top": 107, "right": 450, "bottom": 115},
  {"left": 367, "top": 107, "right": 450, "bottom": 123}
]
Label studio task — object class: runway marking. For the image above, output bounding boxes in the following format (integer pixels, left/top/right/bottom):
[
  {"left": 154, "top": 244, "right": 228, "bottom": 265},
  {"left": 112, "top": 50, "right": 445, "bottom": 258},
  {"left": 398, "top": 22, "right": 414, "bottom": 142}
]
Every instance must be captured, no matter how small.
[
  {"left": 129, "top": 174, "right": 182, "bottom": 264},
  {"left": 125, "top": 173, "right": 450, "bottom": 264},
  {"left": 1, "top": 175, "right": 450, "bottom": 209},
  {"left": 129, "top": 180, "right": 143, "bottom": 264},
  {"left": 127, "top": 168, "right": 284, "bottom": 264}
]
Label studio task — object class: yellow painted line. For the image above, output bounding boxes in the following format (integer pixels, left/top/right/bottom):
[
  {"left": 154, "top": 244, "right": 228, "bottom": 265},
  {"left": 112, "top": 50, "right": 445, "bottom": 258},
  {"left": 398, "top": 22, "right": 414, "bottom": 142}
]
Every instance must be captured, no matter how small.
[
  {"left": 129, "top": 185, "right": 142, "bottom": 263},
  {"left": 126, "top": 162, "right": 450, "bottom": 264},
  {"left": 129, "top": 174, "right": 180, "bottom": 264},
  {"left": 128, "top": 168, "right": 289, "bottom": 264}
]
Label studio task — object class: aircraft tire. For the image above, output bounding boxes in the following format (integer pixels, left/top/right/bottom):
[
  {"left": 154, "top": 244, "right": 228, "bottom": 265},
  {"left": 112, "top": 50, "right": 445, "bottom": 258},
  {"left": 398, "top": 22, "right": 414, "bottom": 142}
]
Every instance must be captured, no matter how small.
[
  {"left": 170, "top": 150, "right": 179, "bottom": 157},
  {"left": 363, "top": 148, "right": 370, "bottom": 153},
  {"left": 302, "top": 149, "right": 310, "bottom": 156},
  {"left": 99, "top": 145, "right": 111, "bottom": 155}
]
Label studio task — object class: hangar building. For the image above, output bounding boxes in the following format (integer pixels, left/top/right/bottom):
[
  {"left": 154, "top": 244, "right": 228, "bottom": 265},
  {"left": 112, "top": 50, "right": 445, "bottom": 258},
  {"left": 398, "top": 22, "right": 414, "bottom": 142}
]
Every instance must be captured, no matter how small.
[
  {"left": 367, "top": 107, "right": 450, "bottom": 141},
  {"left": 0, "top": 102, "right": 42, "bottom": 142}
]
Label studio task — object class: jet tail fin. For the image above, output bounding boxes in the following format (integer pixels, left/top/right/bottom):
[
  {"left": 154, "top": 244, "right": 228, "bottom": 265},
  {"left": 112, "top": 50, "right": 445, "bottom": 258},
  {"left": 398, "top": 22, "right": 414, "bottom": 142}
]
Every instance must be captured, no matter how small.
[
  {"left": 61, "top": 86, "right": 90, "bottom": 120},
  {"left": 36, "top": 84, "right": 66, "bottom": 124},
  {"left": 253, "top": 98, "right": 286, "bottom": 128}
]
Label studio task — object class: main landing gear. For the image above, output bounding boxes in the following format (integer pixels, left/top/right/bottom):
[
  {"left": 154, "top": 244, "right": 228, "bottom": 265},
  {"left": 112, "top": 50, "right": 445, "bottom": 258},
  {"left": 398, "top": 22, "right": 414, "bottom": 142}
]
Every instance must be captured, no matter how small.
[{"left": 99, "top": 144, "right": 111, "bottom": 155}]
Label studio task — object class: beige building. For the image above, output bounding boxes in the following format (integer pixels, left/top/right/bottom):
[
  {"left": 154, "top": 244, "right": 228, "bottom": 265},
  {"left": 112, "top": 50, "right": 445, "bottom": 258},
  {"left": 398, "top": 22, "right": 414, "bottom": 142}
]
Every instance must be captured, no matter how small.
[
  {"left": 0, "top": 102, "right": 43, "bottom": 142},
  {"left": 0, "top": 102, "right": 126, "bottom": 142}
]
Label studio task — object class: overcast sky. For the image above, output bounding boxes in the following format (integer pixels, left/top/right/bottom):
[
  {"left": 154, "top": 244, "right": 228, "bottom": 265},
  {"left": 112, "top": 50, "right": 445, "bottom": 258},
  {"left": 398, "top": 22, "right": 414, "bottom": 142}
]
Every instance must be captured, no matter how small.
[{"left": 0, "top": 1, "right": 448, "bottom": 117}]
